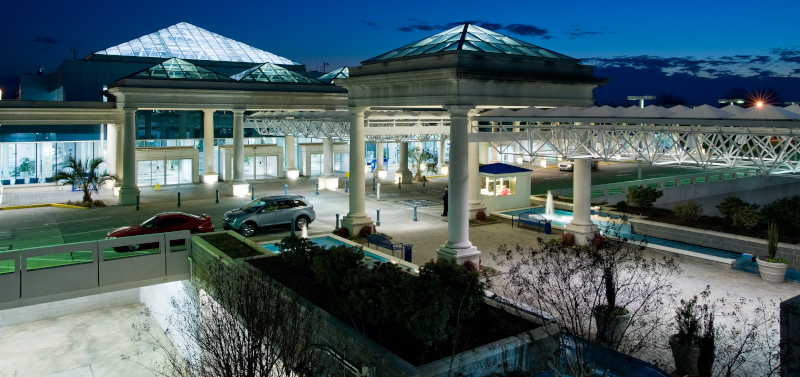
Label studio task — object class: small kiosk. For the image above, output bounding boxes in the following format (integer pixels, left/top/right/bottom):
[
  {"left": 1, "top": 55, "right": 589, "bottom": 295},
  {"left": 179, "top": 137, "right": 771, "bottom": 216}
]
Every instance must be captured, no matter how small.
[{"left": 479, "top": 163, "right": 532, "bottom": 213}]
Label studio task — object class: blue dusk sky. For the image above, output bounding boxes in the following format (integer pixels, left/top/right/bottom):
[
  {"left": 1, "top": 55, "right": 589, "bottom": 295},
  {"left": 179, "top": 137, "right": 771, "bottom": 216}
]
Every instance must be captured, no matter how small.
[{"left": 1, "top": 0, "right": 798, "bottom": 105}]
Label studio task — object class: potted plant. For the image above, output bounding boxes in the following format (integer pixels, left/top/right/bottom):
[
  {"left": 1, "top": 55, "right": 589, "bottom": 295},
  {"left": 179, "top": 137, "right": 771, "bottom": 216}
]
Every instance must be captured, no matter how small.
[
  {"left": 756, "top": 221, "right": 788, "bottom": 283},
  {"left": 592, "top": 265, "right": 630, "bottom": 349},
  {"left": 670, "top": 287, "right": 715, "bottom": 377}
]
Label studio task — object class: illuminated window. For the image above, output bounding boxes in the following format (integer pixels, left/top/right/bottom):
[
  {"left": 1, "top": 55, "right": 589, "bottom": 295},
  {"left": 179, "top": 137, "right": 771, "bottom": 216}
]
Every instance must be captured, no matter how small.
[{"left": 481, "top": 176, "right": 516, "bottom": 196}]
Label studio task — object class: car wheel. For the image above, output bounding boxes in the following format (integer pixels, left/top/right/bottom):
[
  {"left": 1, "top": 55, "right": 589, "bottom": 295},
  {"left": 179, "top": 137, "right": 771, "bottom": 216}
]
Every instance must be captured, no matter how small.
[
  {"left": 295, "top": 216, "right": 309, "bottom": 231},
  {"left": 127, "top": 244, "right": 140, "bottom": 252},
  {"left": 241, "top": 222, "right": 256, "bottom": 237}
]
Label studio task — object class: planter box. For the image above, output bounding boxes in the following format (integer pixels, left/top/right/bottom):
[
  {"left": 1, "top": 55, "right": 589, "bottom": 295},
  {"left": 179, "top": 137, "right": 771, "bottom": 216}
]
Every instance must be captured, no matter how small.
[
  {"left": 193, "top": 234, "right": 560, "bottom": 377},
  {"left": 629, "top": 218, "right": 800, "bottom": 271}
]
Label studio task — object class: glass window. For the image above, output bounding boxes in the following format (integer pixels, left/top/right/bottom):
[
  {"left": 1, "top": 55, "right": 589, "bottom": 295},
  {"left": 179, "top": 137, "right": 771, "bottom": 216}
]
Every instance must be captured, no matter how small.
[{"left": 482, "top": 177, "right": 516, "bottom": 196}]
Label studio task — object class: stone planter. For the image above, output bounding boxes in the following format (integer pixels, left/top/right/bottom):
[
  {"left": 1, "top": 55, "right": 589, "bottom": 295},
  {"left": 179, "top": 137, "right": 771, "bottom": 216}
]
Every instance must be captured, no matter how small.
[
  {"left": 592, "top": 307, "right": 630, "bottom": 349},
  {"left": 669, "top": 337, "right": 699, "bottom": 377},
  {"left": 757, "top": 257, "right": 788, "bottom": 283}
]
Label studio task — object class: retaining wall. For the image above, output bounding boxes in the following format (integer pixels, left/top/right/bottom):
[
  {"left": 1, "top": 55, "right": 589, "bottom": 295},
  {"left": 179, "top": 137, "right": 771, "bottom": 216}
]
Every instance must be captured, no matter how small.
[{"left": 630, "top": 218, "right": 800, "bottom": 270}]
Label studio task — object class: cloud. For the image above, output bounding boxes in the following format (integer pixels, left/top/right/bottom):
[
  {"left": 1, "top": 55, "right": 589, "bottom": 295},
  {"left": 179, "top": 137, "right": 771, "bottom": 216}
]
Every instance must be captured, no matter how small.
[
  {"left": 361, "top": 21, "right": 380, "bottom": 29},
  {"left": 771, "top": 47, "right": 800, "bottom": 64},
  {"left": 563, "top": 25, "right": 612, "bottom": 39},
  {"left": 34, "top": 35, "right": 57, "bottom": 44},
  {"left": 583, "top": 51, "right": 800, "bottom": 78},
  {"left": 395, "top": 20, "right": 552, "bottom": 39}
]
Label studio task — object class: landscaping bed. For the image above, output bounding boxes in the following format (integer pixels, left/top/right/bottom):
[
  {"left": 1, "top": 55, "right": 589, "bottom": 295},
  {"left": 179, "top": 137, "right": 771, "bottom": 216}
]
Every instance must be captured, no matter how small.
[
  {"left": 200, "top": 233, "right": 262, "bottom": 259},
  {"left": 246, "top": 241, "right": 540, "bottom": 367}
]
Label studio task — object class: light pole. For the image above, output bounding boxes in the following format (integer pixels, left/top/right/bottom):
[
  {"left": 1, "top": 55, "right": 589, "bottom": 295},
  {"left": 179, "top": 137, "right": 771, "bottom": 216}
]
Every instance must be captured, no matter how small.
[{"left": 627, "top": 95, "right": 655, "bottom": 108}]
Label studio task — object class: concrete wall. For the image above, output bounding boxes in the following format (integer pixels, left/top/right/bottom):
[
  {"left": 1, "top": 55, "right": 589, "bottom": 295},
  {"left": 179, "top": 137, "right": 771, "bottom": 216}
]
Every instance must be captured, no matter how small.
[
  {"left": 630, "top": 218, "right": 800, "bottom": 270},
  {"left": 0, "top": 288, "right": 139, "bottom": 327},
  {"left": 653, "top": 176, "right": 800, "bottom": 216}
]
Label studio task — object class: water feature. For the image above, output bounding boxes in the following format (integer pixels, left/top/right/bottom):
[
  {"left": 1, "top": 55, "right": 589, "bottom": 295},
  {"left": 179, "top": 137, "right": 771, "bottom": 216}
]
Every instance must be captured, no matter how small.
[
  {"left": 545, "top": 191, "right": 555, "bottom": 216},
  {"left": 301, "top": 224, "right": 308, "bottom": 239},
  {"left": 261, "top": 235, "right": 392, "bottom": 264}
]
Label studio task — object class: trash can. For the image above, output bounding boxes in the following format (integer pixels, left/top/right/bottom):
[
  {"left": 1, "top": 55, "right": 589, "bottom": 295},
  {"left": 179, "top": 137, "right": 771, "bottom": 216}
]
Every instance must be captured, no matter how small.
[
  {"left": 544, "top": 221, "right": 552, "bottom": 234},
  {"left": 403, "top": 244, "right": 413, "bottom": 263}
]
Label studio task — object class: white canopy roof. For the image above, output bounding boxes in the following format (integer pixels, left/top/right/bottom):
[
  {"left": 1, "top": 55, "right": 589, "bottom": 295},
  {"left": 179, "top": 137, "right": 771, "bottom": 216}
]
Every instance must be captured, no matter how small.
[
  {"left": 545, "top": 106, "right": 584, "bottom": 117},
  {"left": 580, "top": 105, "right": 627, "bottom": 117},
  {"left": 720, "top": 104, "right": 747, "bottom": 114},
  {"left": 731, "top": 104, "right": 800, "bottom": 120},
  {"left": 670, "top": 104, "right": 734, "bottom": 119},
  {"left": 626, "top": 105, "right": 676, "bottom": 118},
  {"left": 667, "top": 105, "right": 690, "bottom": 113}
]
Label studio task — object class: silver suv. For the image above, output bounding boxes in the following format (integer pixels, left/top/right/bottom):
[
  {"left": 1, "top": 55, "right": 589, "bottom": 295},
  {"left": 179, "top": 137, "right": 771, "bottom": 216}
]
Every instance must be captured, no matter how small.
[{"left": 222, "top": 195, "right": 315, "bottom": 237}]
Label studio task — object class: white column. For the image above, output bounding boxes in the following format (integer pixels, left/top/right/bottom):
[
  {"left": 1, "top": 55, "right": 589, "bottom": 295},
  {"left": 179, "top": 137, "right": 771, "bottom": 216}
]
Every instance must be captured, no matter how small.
[
  {"left": 105, "top": 124, "right": 117, "bottom": 177},
  {"left": 468, "top": 112, "right": 486, "bottom": 219},
  {"left": 395, "top": 141, "right": 413, "bottom": 184},
  {"left": 438, "top": 134, "right": 449, "bottom": 175},
  {"left": 373, "top": 142, "right": 386, "bottom": 178},
  {"left": 284, "top": 135, "right": 299, "bottom": 179},
  {"left": 118, "top": 109, "right": 140, "bottom": 205},
  {"left": 201, "top": 109, "right": 218, "bottom": 183},
  {"left": 227, "top": 110, "right": 249, "bottom": 196},
  {"left": 341, "top": 107, "right": 372, "bottom": 234},
  {"left": 113, "top": 124, "right": 124, "bottom": 196},
  {"left": 318, "top": 137, "right": 339, "bottom": 190},
  {"left": 564, "top": 159, "right": 598, "bottom": 245},
  {"left": 437, "top": 106, "right": 480, "bottom": 265}
]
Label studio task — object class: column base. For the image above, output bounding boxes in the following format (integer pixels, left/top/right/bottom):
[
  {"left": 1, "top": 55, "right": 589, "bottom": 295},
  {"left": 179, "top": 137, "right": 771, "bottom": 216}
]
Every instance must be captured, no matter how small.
[
  {"left": 228, "top": 181, "right": 250, "bottom": 197},
  {"left": 113, "top": 184, "right": 121, "bottom": 197},
  {"left": 202, "top": 173, "right": 219, "bottom": 184},
  {"left": 468, "top": 202, "right": 487, "bottom": 220},
  {"left": 286, "top": 168, "right": 300, "bottom": 179},
  {"left": 564, "top": 222, "right": 599, "bottom": 246},
  {"left": 373, "top": 168, "right": 387, "bottom": 178},
  {"left": 439, "top": 165, "right": 449, "bottom": 175},
  {"left": 395, "top": 171, "right": 413, "bottom": 185},
  {"left": 118, "top": 187, "right": 140, "bottom": 206},
  {"left": 341, "top": 215, "right": 374, "bottom": 236},
  {"left": 436, "top": 244, "right": 481, "bottom": 265},
  {"left": 318, "top": 176, "right": 339, "bottom": 190}
]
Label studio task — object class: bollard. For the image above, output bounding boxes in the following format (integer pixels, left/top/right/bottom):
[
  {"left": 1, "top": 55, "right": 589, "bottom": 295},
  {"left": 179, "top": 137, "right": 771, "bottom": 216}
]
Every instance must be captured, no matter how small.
[
  {"left": 345, "top": 180, "right": 348, "bottom": 193},
  {"left": 413, "top": 205, "right": 418, "bottom": 221},
  {"left": 251, "top": 187, "right": 254, "bottom": 200},
  {"left": 376, "top": 209, "right": 381, "bottom": 226},
  {"left": 215, "top": 189, "right": 219, "bottom": 204},
  {"left": 316, "top": 182, "right": 319, "bottom": 195},
  {"left": 136, "top": 196, "right": 140, "bottom": 211},
  {"left": 377, "top": 183, "right": 381, "bottom": 201},
  {"left": 398, "top": 177, "right": 402, "bottom": 190},
  {"left": 284, "top": 184, "right": 288, "bottom": 195},
  {"left": 335, "top": 214, "right": 340, "bottom": 230},
  {"left": 178, "top": 192, "right": 181, "bottom": 207},
  {"left": 373, "top": 178, "right": 376, "bottom": 191},
  {"left": 290, "top": 216, "right": 296, "bottom": 236},
  {"left": 422, "top": 176, "right": 426, "bottom": 187}
]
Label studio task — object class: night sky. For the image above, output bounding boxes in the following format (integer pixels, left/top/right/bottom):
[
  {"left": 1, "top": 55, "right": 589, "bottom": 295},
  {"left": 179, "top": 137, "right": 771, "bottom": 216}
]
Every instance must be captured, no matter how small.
[{"left": 1, "top": 0, "right": 799, "bottom": 105}]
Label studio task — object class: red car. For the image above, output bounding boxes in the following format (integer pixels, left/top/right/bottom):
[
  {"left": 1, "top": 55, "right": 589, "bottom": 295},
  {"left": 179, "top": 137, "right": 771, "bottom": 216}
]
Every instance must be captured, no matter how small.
[{"left": 106, "top": 212, "right": 214, "bottom": 251}]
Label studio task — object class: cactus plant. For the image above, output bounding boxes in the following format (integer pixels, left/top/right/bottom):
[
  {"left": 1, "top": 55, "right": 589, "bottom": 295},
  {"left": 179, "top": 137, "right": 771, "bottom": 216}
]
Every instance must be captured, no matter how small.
[{"left": 767, "top": 221, "right": 778, "bottom": 261}]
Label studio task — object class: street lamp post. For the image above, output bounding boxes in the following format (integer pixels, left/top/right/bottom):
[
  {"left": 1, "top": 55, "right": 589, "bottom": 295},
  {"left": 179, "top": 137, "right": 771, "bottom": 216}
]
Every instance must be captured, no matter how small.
[
  {"left": 719, "top": 99, "right": 745, "bottom": 106},
  {"left": 627, "top": 95, "right": 655, "bottom": 108}
]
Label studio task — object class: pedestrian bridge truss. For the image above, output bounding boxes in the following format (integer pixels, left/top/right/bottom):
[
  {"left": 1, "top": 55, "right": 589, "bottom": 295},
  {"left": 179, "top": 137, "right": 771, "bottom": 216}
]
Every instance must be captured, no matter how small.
[
  {"left": 475, "top": 123, "right": 800, "bottom": 175},
  {"left": 246, "top": 111, "right": 450, "bottom": 142}
]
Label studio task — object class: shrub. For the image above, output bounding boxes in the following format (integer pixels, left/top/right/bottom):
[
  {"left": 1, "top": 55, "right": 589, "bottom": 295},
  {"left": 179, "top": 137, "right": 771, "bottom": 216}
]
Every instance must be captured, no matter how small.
[
  {"left": 475, "top": 210, "right": 487, "bottom": 221},
  {"left": 562, "top": 232, "right": 576, "bottom": 246},
  {"left": 616, "top": 200, "right": 628, "bottom": 210},
  {"left": 421, "top": 259, "right": 485, "bottom": 323},
  {"left": 673, "top": 200, "right": 704, "bottom": 221},
  {"left": 732, "top": 205, "right": 760, "bottom": 230},
  {"left": 716, "top": 197, "right": 745, "bottom": 219},
  {"left": 336, "top": 227, "right": 349, "bottom": 238},
  {"left": 358, "top": 225, "right": 373, "bottom": 238},
  {"left": 313, "top": 244, "right": 365, "bottom": 289},
  {"left": 592, "top": 235, "right": 604, "bottom": 247},
  {"left": 626, "top": 186, "right": 663, "bottom": 210},
  {"left": 462, "top": 260, "right": 479, "bottom": 273},
  {"left": 276, "top": 236, "right": 319, "bottom": 270},
  {"left": 760, "top": 195, "right": 800, "bottom": 231}
]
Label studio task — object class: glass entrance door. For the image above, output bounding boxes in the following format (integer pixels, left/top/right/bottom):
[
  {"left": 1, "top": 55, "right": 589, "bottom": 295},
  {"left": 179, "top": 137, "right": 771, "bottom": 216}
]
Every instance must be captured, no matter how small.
[
  {"left": 137, "top": 160, "right": 166, "bottom": 187},
  {"left": 166, "top": 159, "right": 192, "bottom": 185},
  {"left": 266, "top": 155, "right": 277, "bottom": 178},
  {"left": 310, "top": 154, "right": 322, "bottom": 176},
  {"left": 255, "top": 156, "right": 267, "bottom": 180}
]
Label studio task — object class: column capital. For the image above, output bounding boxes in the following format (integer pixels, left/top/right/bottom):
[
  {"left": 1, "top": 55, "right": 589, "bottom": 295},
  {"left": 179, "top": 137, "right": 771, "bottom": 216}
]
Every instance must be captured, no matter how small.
[
  {"left": 232, "top": 109, "right": 245, "bottom": 115},
  {"left": 202, "top": 109, "right": 216, "bottom": 115},
  {"left": 348, "top": 106, "right": 369, "bottom": 117},
  {"left": 122, "top": 108, "right": 137, "bottom": 115},
  {"left": 445, "top": 105, "right": 474, "bottom": 118}
]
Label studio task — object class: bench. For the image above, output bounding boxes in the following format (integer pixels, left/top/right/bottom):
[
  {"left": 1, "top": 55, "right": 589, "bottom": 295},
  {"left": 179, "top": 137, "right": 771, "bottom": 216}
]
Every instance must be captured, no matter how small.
[
  {"left": 511, "top": 212, "right": 548, "bottom": 232},
  {"left": 366, "top": 234, "right": 403, "bottom": 256}
]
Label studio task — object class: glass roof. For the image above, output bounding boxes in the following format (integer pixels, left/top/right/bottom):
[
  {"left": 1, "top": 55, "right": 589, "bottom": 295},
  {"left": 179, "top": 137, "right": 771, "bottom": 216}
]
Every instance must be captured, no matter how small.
[
  {"left": 130, "top": 58, "right": 235, "bottom": 81},
  {"left": 231, "top": 63, "right": 323, "bottom": 84},
  {"left": 94, "top": 22, "right": 299, "bottom": 65},
  {"left": 364, "top": 24, "right": 576, "bottom": 62},
  {"left": 315, "top": 67, "right": 349, "bottom": 84}
]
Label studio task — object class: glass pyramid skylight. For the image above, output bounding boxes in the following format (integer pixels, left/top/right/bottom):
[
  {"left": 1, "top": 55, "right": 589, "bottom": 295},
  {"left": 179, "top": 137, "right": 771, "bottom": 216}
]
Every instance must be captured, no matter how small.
[
  {"left": 94, "top": 22, "right": 299, "bottom": 65},
  {"left": 316, "top": 67, "right": 349, "bottom": 84},
  {"left": 231, "top": 63, "right": 323, "bottom": 84},
  {"left": 364, "top": 24, "right": 576, "bottom": 62},
  {"left": 130, "top": 58, "right": 235, "bottom": 81}
]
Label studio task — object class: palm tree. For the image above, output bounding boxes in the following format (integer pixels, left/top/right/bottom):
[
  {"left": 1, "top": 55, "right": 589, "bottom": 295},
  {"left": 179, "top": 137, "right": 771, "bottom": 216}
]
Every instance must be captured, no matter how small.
[
  {"left": 408, "top": 146, "right": 438, "bottom": 182},
  {"left": 52, "top": 156, "right": 117, "bottom": 204}
]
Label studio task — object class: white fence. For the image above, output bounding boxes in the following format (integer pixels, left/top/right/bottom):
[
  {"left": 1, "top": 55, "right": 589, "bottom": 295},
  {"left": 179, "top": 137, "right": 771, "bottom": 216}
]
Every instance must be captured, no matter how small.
[{"left": 0, "top": 230, "right": 192, "bottom": 310}]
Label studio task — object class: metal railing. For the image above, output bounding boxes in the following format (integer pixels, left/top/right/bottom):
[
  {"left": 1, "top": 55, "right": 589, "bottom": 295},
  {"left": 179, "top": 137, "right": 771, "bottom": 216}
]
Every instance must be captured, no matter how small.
[{"left": 0, "top": 230, "right": 192, "bottom": 309}]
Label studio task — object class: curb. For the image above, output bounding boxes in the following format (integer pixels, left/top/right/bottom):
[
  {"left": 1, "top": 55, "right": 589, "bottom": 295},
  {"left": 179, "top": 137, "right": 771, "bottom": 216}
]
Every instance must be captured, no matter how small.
[{"left": 0, "top": 203, "right": 87, "bottom": 210}]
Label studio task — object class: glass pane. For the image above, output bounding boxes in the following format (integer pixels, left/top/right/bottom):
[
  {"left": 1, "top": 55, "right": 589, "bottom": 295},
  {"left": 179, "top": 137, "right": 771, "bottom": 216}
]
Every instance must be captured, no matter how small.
[
  {"left": 26, "top": 251, "right": 93, "bottom": 271},
  {"left": 137, "top": 160, "right": 153, "bottom": 186},
  {"left": 102, "top": 244, "right": 160, "bottom": 260},
  {"left": 310, "top": 154, "right": 322, "bottom": 176},
  {"left": 169, "top": 239, "right": 187, "bottom": 252},
  {"left": 0, "top": 259, "right": 14, "bottom": 275},
  {"left": 166, "top": 159, "right": 180, "bottom": 185},
  {"left": 244, "top": 156, "right": 255, "bottom": 179},
  {"left": 267, "top": 155, "right": 278, "bottom": 177}
]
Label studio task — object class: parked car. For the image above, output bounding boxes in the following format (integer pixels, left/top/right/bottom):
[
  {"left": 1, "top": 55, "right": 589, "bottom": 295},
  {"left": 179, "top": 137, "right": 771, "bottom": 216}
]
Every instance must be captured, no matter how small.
[
  {"left": 106, "top": 212, "right": 214, "bottom": 251},
  {"left": 558, "top": 159, "right": 599, "bottom": 172},
  {"left": 223, "top": 195, "right": 315, "bottom": 237}
]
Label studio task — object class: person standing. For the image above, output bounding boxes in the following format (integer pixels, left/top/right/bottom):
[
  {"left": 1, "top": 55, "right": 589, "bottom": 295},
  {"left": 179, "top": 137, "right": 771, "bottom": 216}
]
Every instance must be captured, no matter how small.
[{"left": 442, "top": 186, "right": 448, "bottom": 217}]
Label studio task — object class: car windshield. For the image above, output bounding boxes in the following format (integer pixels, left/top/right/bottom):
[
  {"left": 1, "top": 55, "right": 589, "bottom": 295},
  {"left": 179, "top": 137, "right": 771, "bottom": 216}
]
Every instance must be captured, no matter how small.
[
  {"left": 242, "top": 199, "right": 267, "bottom": 212},
  {"left": 141, "top": 216, "right": 160, "bottom": 229}
]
